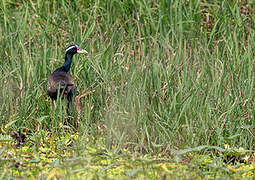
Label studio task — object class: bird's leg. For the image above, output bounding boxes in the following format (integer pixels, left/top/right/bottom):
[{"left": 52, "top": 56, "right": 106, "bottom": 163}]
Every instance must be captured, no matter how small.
[
  {"left": 66, "top": 92, "right": 76, "bottom": 127},
  {"left": 65, "top": 101, "right": 72, "bottom": 126},
  {"left": 67, "top": 101, "right": 72, "bottom": 117}
]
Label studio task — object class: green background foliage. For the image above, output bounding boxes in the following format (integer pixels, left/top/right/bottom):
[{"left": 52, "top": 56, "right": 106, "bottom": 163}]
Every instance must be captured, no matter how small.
[{"left": 0, "top": 0, "right": 255, "bottom": 178}]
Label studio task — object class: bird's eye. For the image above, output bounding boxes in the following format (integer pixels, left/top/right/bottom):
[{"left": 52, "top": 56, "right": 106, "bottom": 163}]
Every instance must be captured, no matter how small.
[{"left": 77, "top": 48, "right": 80, "bottom": 51}]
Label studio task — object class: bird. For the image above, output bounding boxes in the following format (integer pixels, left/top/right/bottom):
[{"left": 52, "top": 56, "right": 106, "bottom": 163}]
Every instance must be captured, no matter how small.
[{"left": 47, "top": 44, "right": 87, "bottom": 116}]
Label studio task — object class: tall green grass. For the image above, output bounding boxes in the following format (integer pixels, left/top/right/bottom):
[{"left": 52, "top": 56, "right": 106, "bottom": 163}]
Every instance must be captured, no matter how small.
[{"left": 0, "top": 0, "right": 254, "bottom": 153}]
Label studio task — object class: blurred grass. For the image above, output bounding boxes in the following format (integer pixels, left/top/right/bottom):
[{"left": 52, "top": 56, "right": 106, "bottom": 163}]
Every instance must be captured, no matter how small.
[{"left": 1, "top": 0, "right": 255, "bottom": 176}]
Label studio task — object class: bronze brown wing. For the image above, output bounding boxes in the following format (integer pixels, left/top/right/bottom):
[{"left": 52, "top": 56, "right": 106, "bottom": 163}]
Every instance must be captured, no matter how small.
[{"left": 47, "top": 71, "right": 76, "bottom": 101}]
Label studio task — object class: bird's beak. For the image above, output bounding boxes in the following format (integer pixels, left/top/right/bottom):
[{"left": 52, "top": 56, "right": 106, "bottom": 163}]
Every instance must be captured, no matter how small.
[{"left": 77, "top": 48, "right": 88, "bottom": 54}]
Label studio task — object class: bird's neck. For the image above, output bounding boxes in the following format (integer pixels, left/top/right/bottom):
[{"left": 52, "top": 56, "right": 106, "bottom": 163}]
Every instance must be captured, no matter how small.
[{"left": 61, "top": 53, "right": 74, "bottom": 72}]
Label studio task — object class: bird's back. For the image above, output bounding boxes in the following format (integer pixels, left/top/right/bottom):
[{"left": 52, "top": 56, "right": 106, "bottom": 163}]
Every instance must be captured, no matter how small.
[{"left": 47, "top": 71, "right": 76, "bottom": 100}]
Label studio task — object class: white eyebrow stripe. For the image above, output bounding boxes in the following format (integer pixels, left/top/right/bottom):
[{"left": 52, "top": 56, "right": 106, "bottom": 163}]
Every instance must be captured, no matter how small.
[{"left": 65, "top": 45, "right": 76, "bottom": 52}]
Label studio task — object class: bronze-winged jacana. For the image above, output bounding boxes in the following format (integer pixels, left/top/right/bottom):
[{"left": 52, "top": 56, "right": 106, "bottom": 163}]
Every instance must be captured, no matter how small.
[{"left": 47, "top": 45, "right": 87, "bottom": 115}]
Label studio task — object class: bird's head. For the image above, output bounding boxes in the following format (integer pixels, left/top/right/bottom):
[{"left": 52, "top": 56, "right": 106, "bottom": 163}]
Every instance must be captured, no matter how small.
[{"left": 65, "top": 44, "right": 88, "bottom": 55}]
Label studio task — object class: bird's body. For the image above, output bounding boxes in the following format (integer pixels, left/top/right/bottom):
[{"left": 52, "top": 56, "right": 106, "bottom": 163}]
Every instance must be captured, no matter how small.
[
  {"left": 47, "top": 70, "right": 76, "bottom": 101},
  {"left": 47, "top": 45, "right": 87, "bottom": 115}
]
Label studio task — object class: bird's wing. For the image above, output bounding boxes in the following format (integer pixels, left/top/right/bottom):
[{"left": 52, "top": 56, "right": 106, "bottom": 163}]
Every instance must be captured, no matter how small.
[{"left": 48, "top": 72, "right": 75, "bottom": 91}]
